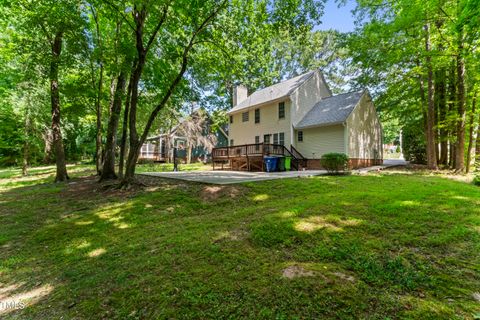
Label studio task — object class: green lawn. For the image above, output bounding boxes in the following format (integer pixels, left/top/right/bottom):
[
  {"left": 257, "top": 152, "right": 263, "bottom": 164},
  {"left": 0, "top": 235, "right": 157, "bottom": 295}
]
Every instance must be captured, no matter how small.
[{"left": 0, "top": 165, "right": 479, "bottom": 319}]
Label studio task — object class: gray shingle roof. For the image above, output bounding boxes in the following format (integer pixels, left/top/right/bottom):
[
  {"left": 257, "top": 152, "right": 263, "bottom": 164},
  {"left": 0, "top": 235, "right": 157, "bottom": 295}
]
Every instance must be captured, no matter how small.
[
  {"left": 228, "top": 71, "right": 315, "bottom": 114},
  {"left": 295, "top": 90, "right": 365, "bottom": 129}
]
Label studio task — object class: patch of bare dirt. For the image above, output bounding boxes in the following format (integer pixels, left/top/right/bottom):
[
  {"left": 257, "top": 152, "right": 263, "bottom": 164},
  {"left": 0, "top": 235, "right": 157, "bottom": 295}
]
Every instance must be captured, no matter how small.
[
  {"left": 213, "top": 228, "right": 249, "bottom": 243},
  {"left": 61, "top": 174, "right": 192, "bottom": 200},
  {"left": 383, "top": 164, "right": 475, "bottom": 183},
  {"left": 282, "top": 265, "right": 316, "bottom": 279},
  {"left": 200, "top": 185, "right": 243, "bottom": 202},
  {"left": 333, "top": 272, "right": 355, "bottom": 282}
]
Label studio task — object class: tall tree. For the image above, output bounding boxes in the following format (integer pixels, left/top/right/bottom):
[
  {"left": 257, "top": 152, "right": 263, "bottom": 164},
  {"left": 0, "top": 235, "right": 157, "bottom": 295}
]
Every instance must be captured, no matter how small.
[
  {"left": 5, "top": 0, "right": 87, "bottom": 181},
  {"left": 49, "top": 31, "right": 69, "bottom": 181},
  {"left": 424, "top": 23, "right": 438, "bottom": 169},
  {"left": 100, "top": 71, "right": 126, "bottom": 180}
]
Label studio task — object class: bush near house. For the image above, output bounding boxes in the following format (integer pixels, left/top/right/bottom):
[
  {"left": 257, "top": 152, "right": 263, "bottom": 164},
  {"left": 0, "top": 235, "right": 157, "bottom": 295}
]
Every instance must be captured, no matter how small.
[
  {"left": 402, "top": 121, "right": 427, "bottom": 164},
  {"left": 473, "top": 175, "right": 480, "bottom": 186},
  {"left": 320, "top": 152, "right": 349, "bottom": 174}
]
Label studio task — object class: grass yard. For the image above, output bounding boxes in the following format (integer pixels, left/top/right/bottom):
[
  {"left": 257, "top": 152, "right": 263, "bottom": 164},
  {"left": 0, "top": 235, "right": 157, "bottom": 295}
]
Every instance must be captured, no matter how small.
[
  {"left": 135, "top": 162, "right": 211, "bottom": 173},
  {"left": 0, "top": 165, "right": 479, "bottom": 319}
]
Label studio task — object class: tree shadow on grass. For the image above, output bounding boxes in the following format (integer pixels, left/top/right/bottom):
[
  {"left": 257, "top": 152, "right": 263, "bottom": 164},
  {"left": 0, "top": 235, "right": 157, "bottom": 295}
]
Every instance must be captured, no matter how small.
[
  {"left": 246, "top": 174, "right": 480, "bottom": 318},
  {"left": 0, "top": 172, "right": 479, "bottom": 318}
]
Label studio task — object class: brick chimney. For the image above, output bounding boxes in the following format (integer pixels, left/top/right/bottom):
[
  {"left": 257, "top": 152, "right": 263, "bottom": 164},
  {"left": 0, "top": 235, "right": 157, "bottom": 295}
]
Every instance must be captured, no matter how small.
[{"left": 233, "top": 84, "right": 248, "bottom": 106}]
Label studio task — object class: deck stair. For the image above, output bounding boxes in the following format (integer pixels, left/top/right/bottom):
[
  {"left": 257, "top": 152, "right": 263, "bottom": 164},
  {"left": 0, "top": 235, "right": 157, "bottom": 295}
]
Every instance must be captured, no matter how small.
[{"left": 212, "top": 143, "right": 307, "bottom": 171}]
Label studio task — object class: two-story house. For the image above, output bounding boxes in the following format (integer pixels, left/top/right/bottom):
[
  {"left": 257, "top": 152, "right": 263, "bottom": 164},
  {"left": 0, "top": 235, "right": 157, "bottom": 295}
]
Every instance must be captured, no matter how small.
[{"left": 225, "top": 69, "right": 383, "bottom": 169}]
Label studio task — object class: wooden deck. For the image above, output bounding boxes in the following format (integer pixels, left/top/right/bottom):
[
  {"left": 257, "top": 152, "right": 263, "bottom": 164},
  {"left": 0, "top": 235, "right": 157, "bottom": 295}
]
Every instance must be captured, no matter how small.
[{"left": 212, "top": 143, "right": 306, "bottom": 171}]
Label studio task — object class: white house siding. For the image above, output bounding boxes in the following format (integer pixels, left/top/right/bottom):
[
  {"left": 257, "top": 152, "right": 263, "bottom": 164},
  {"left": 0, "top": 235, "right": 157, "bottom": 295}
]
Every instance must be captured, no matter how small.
[
  {"left": 228, "top": 100, "right": 292, "bottom": 146},
  {"left": 346, "top": 93, "right": 383, "bottom": 160},
  {"left": 289, "top": 71, "right": 332, "bottom": 127},
  {"left": 294, "top": 125, "right": 345, "bottom": 159}
]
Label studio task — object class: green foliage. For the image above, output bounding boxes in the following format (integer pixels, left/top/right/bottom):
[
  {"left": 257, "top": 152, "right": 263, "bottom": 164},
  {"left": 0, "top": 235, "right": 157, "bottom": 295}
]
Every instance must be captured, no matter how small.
[
  {"left": 473, "top": 175, "right": 480, "bottom": 186},
  {"left": 320, "top": 152, "right": 349, "bottom": 174},
  {"left": 346, "top": 0, "right": 480, "bottom": 170},
  {"left": 1, "top": 165, "right": 480, "bottom": 318},
  {"left": 403, "top": 121, "right": 427, "bottom": 164}
]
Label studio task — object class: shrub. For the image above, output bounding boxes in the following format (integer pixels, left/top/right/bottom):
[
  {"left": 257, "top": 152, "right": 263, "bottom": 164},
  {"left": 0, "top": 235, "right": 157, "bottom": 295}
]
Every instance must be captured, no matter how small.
[
  {"left": 473, "top": 175, "right": 480, "bottom": 186},
  {"left": 403, "top": 120, "right": 426, "bottom": 164},
  {"left": 320, "top": 153, "right": 349, "bottom": 174}
]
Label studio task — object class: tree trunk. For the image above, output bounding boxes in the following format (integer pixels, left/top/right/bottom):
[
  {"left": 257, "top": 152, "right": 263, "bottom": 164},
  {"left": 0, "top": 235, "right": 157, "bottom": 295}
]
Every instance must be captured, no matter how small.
[
  {"left": 119, "top": 72, "right": 133, "bottom": 178},
  {"left": 447, "top": 64, "right": 456, "bottom": 168},
  {"left": 121, "top": 7, "right": 149, "bottom": 184},
  {"left": 165, "top": 134, "right": 171, "bottom": 163},
  {"left": 50, "top": 31, "right": 69, "bottom": 182},
  {"left": 43, "top": 128, "right": 54, "bottom": 164},
  {"left": 95, "top": 64, "right": 104, "bottom": 175},
  {"left": 121, "top": 2, "right": 224, "bottom": 185},
  {"left": 436, "top": 69, "right": 448, "bottom": 165},
  {"left": 455, "top": 30, "right": 466, "bottom": 172},
  {"left": 22, "top": 108, "right": 30, "bottom": 176},
  {"left": 466, "top": 93, "right": 477, "bottom": 173},
  {"left": 417, "top": 60, "right": 428, "bottom": 133},
  {"left": 424, "top": 23, "right": 437, "bottom": 170},
  {"left": 475, "top": 110, "right": 480, "bottom": 171},
  {"left": 187, "top": 143, "right": 192, "bottom": 164},
  {"left": 122, "top": 57, "right": 145, "bottom": 183},
  {"left": 91, "top": 5, "right": 104, "bottom": 176},
  {"left": 100, "top": 72, "right": 126, "bottom": 181}
]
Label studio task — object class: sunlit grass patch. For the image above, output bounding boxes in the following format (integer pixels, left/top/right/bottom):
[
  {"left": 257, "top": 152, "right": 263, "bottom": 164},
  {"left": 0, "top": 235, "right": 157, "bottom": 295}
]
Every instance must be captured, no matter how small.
[{"left": 0, "top": 165, "right": 479, "bottom": 318}]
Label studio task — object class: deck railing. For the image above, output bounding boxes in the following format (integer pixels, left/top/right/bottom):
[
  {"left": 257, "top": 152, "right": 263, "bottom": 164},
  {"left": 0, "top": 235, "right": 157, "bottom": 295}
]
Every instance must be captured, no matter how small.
[
  {"left": 212, "top": 143, "right": 288, "bottom": 158},
  {"left": 212, "top": 143, "right": 306, "bottom": 171}
]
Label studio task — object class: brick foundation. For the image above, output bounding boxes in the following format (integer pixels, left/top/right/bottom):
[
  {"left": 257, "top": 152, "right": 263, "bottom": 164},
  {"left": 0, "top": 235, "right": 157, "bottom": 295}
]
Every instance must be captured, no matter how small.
[
  {"left": 305, "top": 158, "right": 383, "bottom": 170},
  {"left": 348, "top": 158, "right": 383, "bottom": 169}
]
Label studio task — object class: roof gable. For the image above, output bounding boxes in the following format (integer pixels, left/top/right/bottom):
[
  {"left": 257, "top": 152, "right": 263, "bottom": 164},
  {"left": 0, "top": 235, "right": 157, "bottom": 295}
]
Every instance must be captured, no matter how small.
[
  {"left": 228, "top": 71, "right": 316, "bottom": 113},
  {"left": 295, "top": 90, "right": 365, "bottom": 129}
]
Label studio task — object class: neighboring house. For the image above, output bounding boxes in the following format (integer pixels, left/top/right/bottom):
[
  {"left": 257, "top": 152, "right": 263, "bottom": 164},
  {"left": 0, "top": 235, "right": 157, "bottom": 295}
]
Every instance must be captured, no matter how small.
[
  {"left": 139, "top": 110, "right": 228, "bottom": 163},
  {"left": 219, "top": 69, "right": 382, "bottom": 169}
]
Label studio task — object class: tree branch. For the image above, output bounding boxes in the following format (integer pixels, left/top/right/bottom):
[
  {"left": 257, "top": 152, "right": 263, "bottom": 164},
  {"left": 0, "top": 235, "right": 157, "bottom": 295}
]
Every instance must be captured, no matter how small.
[
  {"left": 139, "top": 0, "right": 228, "bottom": 144},
  {"left": 100, "top": 0, "right": 136, "bottom": 32},
  {"left": 145, "top": 3, "right": 170, "bottom": 53}
]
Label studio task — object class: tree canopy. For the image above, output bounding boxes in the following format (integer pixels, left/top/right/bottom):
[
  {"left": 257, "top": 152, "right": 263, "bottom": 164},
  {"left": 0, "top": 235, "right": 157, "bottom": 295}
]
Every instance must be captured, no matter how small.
[{"left": 0, "top": 0, "right": 479, "bottom": 180}]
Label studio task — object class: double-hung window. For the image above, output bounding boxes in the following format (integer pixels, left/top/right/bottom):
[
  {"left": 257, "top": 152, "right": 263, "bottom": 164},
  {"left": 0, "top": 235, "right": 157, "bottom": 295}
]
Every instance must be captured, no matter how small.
[
  {"left": 298, "top": 131, "right": 303, "bottom": 142},
  {"left": 263, "top": 134, "right": 270, "bottom": 144},
  {"left": 254, "top": 109, "right": 260, "bottom": 124},
  {"left": 279, "top": 132, "right": 285, "bottom": 146},
  {"left": 273, "top": 133, "right": 279, "bottom": 145},
  {"left": 278, "top": 102, "right": 285, "bottom": 119}
]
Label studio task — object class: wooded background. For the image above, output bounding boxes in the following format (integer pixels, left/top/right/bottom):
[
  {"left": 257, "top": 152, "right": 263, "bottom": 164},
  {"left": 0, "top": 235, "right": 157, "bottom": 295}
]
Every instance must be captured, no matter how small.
[{"left": 0, "top": 0, "right": 478, "bottom": 184}]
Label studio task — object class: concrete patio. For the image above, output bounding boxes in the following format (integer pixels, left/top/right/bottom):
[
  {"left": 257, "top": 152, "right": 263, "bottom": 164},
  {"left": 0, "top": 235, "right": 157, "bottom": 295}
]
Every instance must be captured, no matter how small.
[
  {"left": 140, "top": 159, "right": 407, "bottom": 185},
  {"left": 141, "top": 170, "right": 327, "bottom": 185}
]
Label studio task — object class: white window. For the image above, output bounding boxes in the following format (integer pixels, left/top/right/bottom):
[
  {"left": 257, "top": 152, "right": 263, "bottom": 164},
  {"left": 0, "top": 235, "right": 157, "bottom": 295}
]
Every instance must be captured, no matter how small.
[{"left": 263, "top": 134, "right": 270, "bottom": 144}]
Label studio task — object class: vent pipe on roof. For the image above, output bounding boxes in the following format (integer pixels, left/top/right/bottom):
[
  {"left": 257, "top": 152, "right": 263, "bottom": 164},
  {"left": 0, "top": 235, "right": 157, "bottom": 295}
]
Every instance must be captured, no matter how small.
[{"left": 232, "top": 84, "right": 248, "bottom": 107}]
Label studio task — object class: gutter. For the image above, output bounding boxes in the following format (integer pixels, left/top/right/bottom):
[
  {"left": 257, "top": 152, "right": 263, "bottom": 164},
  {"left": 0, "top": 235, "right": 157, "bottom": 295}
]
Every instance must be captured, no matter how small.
[{"left": 294, "top": 121, "right": 345, "bottom": 130}]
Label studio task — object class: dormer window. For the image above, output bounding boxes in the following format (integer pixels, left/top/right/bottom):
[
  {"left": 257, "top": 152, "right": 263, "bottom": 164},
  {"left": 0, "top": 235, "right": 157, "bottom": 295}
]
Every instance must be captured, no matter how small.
[{"left": 278, "top": 102, "right": 285, "bottom": 119}]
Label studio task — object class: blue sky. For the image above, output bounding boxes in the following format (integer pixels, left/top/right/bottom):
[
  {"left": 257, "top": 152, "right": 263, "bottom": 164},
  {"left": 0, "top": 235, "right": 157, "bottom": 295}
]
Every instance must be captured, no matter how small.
[{"left": 316, "top": 0, "right": 357, "bottom": 33}]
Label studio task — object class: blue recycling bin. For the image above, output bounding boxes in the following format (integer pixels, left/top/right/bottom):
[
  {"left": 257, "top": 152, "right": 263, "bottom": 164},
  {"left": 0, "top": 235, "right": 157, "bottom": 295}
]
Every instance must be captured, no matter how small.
[{"left": 264, "top": 156, "right": 278, "bottom": 172}]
